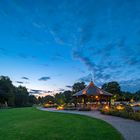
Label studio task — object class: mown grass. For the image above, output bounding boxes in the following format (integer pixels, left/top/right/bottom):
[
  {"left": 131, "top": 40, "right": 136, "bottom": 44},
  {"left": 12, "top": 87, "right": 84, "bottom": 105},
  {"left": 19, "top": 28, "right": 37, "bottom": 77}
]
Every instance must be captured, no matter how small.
[{"left": 0, "top": 107, "right": 124, "bottom": 140}]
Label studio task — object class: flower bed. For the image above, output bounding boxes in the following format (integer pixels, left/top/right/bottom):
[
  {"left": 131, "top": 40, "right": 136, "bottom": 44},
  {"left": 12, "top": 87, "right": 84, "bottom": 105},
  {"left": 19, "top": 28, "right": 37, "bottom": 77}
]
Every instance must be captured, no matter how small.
[{"left": 101, "top": 105, "right": 140, "bottom": 121}]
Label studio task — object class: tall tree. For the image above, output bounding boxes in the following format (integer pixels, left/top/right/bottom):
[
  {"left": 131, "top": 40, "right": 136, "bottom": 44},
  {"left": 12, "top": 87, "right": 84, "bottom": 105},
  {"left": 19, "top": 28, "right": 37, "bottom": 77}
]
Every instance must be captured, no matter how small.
[
  {"left": 43, "top": 95, "right": 55, "bottom": 103},
  {"left": 102, "top": 81, "right": 121, "bottom": 95},
  {"left": 72, "top": 82, "right": 86, "bottom": 93},
  {"left": 54, "top": 93, "right": 65, "bottom": 105},
  {"left": 63, "top": 90, "right": 72, "bottom": 104},
  {"left": 15, "top": 86, "right": 29, "bottom": 107},
  {"left": 0, "top": 76, "right": 15, "bottom": 106},
  {"left": 29, "top": 95, "right": 38, "bottom": 105},
  {"left": 134, "top": 90, "right": 140, "bottom": 101}
]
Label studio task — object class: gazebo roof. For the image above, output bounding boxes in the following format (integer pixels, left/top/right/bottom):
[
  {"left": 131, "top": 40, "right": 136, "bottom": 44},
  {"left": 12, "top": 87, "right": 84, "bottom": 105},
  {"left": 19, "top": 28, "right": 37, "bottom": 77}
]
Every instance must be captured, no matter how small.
[{"left": 73, "top": 81, "right": 112, "bottom": 97}]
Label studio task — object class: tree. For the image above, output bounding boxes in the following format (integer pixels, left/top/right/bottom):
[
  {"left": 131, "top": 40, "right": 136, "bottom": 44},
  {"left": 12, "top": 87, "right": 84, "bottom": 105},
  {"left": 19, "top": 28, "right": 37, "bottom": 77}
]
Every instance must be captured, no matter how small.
[
  {"left": 0, "top": 76, "right": 15, "bottom": 106},
  {"left": 63, "top": 90, "right": 73, "bottom": 104},
  {"left": 38, "top": 96, "right": 43, "bottom": 104},
  {"left": 0, "top": 75, "right": 38, "bottom": 108},
  {"left": 120, "top": 91, "right": 133, "bottom": 101},
  {"left": 72, "top": 82, "right": 86, "bottom": 93},
  {"left": 29, "top": 95, "right": 38, "bottom": 105},
  {"left": 15, "top": 86, "right": 29, "bottom": 107},
  {"left": 134, "top": 90, "right": 140, "bottom": 101},
  {"left": 42, "top": 95, "right": 55, "bottom": 103},
  {"left": 54, "top": 93, "right": 65, "bottom": 105},
  {"left": 102, "top": 81, "right": 121, "bottom": 95}
]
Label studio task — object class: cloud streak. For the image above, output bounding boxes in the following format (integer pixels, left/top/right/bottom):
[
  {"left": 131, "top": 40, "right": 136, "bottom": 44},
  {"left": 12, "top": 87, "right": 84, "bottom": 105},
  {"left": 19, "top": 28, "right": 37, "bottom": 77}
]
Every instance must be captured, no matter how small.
[
  {"left": 38, "top": 76, "right": 51, "bottom": 81},
  {"left": 21, "top": 77, "right": 29, "bottom": 80}
]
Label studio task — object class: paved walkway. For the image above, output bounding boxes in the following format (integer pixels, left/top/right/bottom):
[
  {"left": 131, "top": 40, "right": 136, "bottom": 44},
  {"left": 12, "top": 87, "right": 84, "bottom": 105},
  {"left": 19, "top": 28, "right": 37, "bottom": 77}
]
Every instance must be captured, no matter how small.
[{"left": 38, "top": 107, "right": 140, "bottom": 140}]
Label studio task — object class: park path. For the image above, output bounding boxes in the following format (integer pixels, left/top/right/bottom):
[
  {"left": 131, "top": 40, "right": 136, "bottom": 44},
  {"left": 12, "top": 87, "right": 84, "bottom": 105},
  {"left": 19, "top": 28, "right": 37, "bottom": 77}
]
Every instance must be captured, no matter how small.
[{"left": 38, "top": 107, "right": 140, "bottom": 140}]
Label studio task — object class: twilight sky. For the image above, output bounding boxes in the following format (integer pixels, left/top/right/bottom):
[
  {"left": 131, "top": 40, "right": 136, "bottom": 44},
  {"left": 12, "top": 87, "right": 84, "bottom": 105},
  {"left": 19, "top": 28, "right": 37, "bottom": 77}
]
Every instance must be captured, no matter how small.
[{"left": 0, "top": 0, "right": 140, "bottom": 96}]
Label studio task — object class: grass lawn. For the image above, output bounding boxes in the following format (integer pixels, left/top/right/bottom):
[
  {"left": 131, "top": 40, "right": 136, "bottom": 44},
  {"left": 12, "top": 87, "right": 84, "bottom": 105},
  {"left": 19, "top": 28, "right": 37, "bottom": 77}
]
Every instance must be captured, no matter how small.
[{"left": 0, "top": 107, "right": 124, "bottom": 140}]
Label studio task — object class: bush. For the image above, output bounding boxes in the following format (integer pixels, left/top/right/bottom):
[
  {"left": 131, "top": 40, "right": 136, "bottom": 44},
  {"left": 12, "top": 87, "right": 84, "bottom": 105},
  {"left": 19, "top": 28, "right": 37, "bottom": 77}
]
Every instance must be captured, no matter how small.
[
  {"left": 43, "top": 103, "right": 57, "bottom": 108},
  {"left": 101, "top": 106, "right": 140, "bottom": 121},
  {"left": 63, "top": 104, "right": 76, "bottom": 110},
  {"left": 78, "top": 107, "right": 91, "bottom": 111},
  {"left": 130, "top": 112, "right": 140, "bottom": 121}
]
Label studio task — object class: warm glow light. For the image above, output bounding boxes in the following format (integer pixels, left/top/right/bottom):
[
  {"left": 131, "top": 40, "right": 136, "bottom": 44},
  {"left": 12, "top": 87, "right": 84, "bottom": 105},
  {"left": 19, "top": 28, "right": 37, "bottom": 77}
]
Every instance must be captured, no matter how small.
[
  {"left": 116, "top": 105, "right": 124, "bottom": 110},
  {"left": 104, "top": 105, "right": 109, "bottom": 110},
  {"left": 130, "top": 98, "right": 134, "bottom": 103},
  {"left": 57, "top": 105, "right": 64, "bottom": 110},
  {"left": 95, "top": 96, "right": 99, "bottom": 99},
  {"left": 130, "top": 104, "right": 134, "bottom": 107},
  {"left": 43, "top": 103, "right": 50, "bottom": 107}
]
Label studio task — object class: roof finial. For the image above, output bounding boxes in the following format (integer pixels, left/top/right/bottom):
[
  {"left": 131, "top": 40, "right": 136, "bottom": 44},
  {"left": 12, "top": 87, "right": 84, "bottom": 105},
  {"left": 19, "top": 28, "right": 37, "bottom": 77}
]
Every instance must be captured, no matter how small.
[
  {"left": 91, "top": 77, "right": 93, "bottom": 82},
  {"left": 92, "top": 71, "right": 94, "bottom": 83}
]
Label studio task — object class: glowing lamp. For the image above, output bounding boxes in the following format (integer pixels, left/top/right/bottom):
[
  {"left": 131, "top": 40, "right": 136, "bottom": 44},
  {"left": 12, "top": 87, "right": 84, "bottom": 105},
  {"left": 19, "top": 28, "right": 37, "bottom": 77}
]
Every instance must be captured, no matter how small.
[
  {"left": 104, "top": 105, "right": 109, "bottom": 110},
  {"left": 95, "top": 96, "right": 98, "bottom": 99},
  {"left": 57, "top": 105, "right": 64, "bottom": 110},
  {"left": 116, "top": 105, "right": 124, "bottom": 110}
]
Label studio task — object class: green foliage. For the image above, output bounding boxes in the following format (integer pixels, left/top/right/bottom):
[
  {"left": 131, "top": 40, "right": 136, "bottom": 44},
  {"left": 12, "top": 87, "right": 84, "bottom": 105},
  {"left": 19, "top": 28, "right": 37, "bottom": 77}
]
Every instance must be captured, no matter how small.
[
  {"left": 101, "top": 106, "right": 140, "bottom": 121},
  {"left": 40, "top": 90, "right": 73, "bottom": 105},
  {"left": 42, "top": 95, "right": 55, "bottom": 103},
  {"left": 102, "top": 81, "right": 121, "bottom": 95},
  {"left": 63, "top": 90, "right": 73, "bottom": 104},
  {"left": 15, "top": 86, "right": 29, "bottom": 107},
  {"left": 54, "top": 93, "right": 65, "bottom": 105},
  {"left": 29, "top": 95, "right": 38, "bottom": 104},
  {"left": 0, "top": 76, "right": 15, "bottom": 106},
  {"left": 134, "top": 90, "right": 140, "bottom": 101},
  {"left": 63, "top": 104, "right": 76, "bottom": 110},
  {"left": 0, "top": 76, "right": 37, "bottom": 108},
  {"left": 72, "top": 82, "right": 86, "bottom": 93},
  {"left": 101, "top": 81, "right": 140, "bottom": 101},
  {"left": 0, "top": 107, "right": 124, "bottom": 140}
]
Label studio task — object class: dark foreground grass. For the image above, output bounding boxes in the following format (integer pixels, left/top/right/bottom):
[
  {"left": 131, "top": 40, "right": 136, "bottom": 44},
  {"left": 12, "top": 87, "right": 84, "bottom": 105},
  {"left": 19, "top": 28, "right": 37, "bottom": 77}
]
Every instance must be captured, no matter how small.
[{"left": 0, "top": 107, "right": 124, "bottom": 140}]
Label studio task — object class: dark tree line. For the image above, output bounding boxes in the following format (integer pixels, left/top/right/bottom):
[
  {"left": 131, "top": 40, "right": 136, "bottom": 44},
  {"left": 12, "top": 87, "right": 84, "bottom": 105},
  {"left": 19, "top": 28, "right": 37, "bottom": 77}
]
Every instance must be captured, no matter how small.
[
  {"left": 0, "top": 76, "right": 37, "bottom": 108},
  {"left": 101, "top": 81, "right": 140, "bottom": 101},
  {"left": 1, "top": 75, "right": 140, "bottom": 107}
]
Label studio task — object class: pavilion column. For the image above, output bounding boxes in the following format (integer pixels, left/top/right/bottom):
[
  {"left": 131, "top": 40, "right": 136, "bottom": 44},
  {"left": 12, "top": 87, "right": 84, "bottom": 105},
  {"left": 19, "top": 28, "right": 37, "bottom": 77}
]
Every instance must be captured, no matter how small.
[
  {"left": 99, "top": 96, "right": 102, "bottom": 107},
  {"left": 109, "top": 97, "right": 111, "bottom": 106},
  {"left": 83, "top": 96, "right": 87, "bottom": 107}
]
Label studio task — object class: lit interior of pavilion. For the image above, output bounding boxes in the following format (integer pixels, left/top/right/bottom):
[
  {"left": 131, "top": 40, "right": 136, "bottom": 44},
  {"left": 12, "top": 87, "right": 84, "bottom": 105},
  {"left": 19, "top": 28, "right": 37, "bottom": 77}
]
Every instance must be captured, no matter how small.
[{"left": 73, "top": 81, "right": 112, "bottom": 110}]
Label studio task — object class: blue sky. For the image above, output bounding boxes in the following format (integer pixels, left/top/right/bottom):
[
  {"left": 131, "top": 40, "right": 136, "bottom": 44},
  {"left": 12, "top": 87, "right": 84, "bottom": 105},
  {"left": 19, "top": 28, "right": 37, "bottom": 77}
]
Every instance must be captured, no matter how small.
[{"left": 0, "top": 0, "right": 140, "bottom": 96}]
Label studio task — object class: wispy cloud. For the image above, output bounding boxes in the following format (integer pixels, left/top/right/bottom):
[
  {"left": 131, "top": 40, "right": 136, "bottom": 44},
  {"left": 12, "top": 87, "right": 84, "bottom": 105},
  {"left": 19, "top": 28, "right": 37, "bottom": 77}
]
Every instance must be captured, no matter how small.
[
  {"left": 38, "top": 76, "right": 51, "bottom": 81},
  {"left": 65, "top": 85, "right": 72, "bottom": 88},
  {"left": 16, "top": 81, "right": 23, "bottom": 84},
  {"left": 29, "top": 89, "right": 53, "bottom": 95},
  {"left": 21, "top": 77, "right": 29, "bottom": 80},
  {"left": 49, "top": 28, "right": 72, "bottom": 46},
  {"left": 57, "top": 88, "right": 65, "bottom": 92}
]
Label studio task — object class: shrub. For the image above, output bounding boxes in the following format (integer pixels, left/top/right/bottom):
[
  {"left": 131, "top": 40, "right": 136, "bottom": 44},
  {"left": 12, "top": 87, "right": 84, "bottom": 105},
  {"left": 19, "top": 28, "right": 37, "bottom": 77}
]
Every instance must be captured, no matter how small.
[
  {"left": 101, "top": 106, "right": 140, "bottom": 121},
  {"left": 43, "top": 103, "right": 57, "bottom": 108},
  {"left": 63, "top": 104, "right": 76, "bottom": 110},
  {"left": 131, "top": 112, "right": 140, "bottom": 121},
  {"left": 78, "top": 107, "right": 91, "bottom": 111}
]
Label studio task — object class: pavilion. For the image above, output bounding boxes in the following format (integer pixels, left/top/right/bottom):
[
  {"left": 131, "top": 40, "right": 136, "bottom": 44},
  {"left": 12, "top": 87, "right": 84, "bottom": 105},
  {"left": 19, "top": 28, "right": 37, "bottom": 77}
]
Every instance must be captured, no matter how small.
[{"left": 73, "top": 81, "right": 112, "bottom": 109}]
